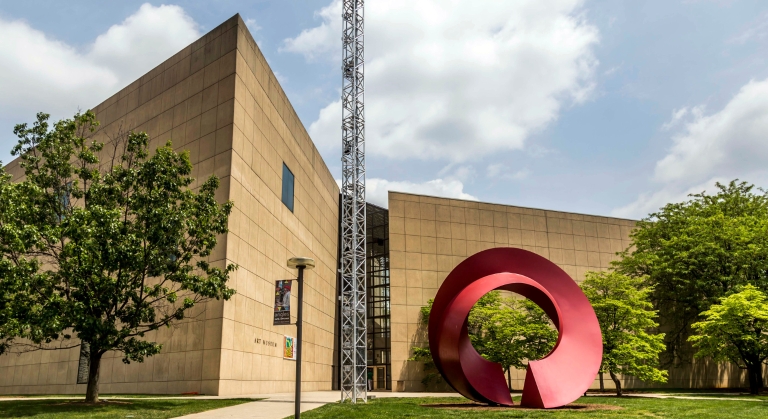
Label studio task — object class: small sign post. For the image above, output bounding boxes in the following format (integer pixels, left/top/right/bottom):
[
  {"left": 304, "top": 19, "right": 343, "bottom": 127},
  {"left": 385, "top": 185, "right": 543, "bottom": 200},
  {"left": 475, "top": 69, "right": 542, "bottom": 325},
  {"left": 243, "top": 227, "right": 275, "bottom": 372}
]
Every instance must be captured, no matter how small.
[{"left": 287, "top": 257, "right": 315, "bottom": 419}]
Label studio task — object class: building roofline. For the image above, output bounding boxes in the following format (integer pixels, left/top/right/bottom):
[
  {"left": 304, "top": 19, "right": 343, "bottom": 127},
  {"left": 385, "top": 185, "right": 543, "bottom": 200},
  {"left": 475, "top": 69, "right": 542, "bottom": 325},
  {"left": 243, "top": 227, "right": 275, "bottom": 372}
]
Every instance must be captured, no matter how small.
[
  {"left": 387, "top": 190, "right": 639, "bottom": 222},
  {"left": 365, "top": 201, "right": 388, "bottom": 213}
]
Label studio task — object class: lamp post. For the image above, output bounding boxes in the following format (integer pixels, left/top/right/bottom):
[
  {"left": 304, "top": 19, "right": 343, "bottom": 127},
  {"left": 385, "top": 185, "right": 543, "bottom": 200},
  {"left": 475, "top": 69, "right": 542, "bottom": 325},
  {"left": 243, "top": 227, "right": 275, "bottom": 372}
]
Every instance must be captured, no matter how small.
[{"left": 287, "top": 257, "right": 315, "bottom": 418}]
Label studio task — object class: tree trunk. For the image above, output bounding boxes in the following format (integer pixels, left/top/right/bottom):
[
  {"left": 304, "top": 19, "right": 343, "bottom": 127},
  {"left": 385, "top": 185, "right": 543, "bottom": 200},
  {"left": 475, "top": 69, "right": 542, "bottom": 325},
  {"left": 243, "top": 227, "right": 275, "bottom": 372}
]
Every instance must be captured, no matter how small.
[
  {"left": 609, "top": 370, "right": 622, "bottom": 396},
  {"left": 599, "top": 372, "right": 604, "bottom": 392},
  {"left": 747, "top": 363, "right": 763, "bottom": 395},
  {"left": 85, "top": 350, "right": 102, "bottom": 403},
  {"left": 507, "top": 368, "right": 512, "bottom": 392}
]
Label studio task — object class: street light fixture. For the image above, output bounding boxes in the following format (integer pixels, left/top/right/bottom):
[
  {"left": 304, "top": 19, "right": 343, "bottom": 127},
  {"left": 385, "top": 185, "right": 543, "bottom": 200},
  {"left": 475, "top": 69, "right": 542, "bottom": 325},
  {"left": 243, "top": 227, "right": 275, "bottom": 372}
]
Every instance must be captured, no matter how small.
[{"left": 287, "top": 257, "right": 315, "bottom": 418}]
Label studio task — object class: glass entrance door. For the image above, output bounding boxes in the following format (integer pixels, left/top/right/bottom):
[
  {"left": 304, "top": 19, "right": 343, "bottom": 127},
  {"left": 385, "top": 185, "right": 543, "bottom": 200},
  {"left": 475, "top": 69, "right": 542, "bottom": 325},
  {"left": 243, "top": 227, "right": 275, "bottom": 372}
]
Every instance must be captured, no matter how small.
[
  {"left": 367, "top": 366, "right": 388, "bottom": 391},
  {"left": 376, "top": 366, "right": 386, "bottom": 390}
]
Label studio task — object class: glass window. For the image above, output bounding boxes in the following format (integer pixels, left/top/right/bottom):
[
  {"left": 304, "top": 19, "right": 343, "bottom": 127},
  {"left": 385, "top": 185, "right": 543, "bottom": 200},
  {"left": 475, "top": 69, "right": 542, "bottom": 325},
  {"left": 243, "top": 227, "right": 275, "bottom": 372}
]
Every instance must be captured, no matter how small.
[
  {"left": 57, "top": 181, "right": 72, "bottom": 222},
  {"left": 281, "top": 163, "right": 294, "bottom": 212}
]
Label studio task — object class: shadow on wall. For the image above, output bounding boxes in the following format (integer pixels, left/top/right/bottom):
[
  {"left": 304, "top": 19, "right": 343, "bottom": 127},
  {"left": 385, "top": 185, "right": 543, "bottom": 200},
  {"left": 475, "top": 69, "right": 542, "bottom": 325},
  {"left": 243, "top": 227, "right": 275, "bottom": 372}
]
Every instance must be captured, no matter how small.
[
  {"left": 624, "top": 358, "right": 768, "bottom": 390},
  {"left": 401, "top": 308, "right": 454, "bottom": 393}
]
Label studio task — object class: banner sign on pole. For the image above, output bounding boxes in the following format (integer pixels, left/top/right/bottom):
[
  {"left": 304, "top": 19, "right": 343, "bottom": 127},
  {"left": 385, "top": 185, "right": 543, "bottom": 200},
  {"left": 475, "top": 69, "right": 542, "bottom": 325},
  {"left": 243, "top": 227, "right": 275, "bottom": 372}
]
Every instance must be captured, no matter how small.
[
  {"left": 284, "top": 335, "right": 297, "bottom": 360},
  {"left": 274, "top": 280, "right": 292, "bottom": 325}
]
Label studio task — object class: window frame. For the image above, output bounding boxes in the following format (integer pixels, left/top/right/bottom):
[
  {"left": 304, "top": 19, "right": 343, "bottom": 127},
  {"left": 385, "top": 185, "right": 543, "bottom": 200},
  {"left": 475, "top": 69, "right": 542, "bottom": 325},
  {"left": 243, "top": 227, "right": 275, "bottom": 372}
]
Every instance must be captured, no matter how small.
[{"left": 281, "top": 163, "right": 295, "bottom": 212}]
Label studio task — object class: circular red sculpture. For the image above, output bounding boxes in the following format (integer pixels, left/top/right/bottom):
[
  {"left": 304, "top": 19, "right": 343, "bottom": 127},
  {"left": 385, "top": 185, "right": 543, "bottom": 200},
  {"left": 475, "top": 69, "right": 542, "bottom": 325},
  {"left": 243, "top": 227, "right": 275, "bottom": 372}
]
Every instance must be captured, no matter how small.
[{"left": 428, "top": 247, "right": 602, "bottom": 408}]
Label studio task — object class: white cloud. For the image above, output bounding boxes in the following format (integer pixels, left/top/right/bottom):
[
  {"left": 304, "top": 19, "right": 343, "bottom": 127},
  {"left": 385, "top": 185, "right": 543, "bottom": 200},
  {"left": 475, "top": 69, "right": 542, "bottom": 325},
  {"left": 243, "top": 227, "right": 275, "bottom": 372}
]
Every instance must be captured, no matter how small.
[
  {"left": 0, "top": 3, "right": 199, "bottom": 128},
  {"left": 654, "top": 79, "right": 768, "bottom": 185},
  {"left": 287, "top": 0, "right": 599, "bottom": 162},
  {"left": 661, "top": 107, "right": 688, "bottom": 131},
  {"left": 273, "top": 71, "right": 288, "bottom": 84},
  {"left": 437, "top": 163, "right": 477, "bottom": 183},
  {"left": 660, "top": 105, "right": 704, "bottom": 131},
  {"left": 730, "top": 12, "right": 768, "bottom": 45},
  {"left": 486, "top": 164, "right": 530, "bottom": 181},
  {"left": 603, "top": 64, "right": 622, "bottom": 77},
  {"left": 245, "top": 18, "right": 262, "bottom": 33},
  {"left": 346, "top": 177, "right": 477, "bottom": 208},
  {"left": 614, "top": 78, "right": 768, "bottom": 218},
  {"left": 611, "top": 176, "right": 728, "bottom": 219},
  {"left": 279, "top": 0, "right": 341, "bottom": 62},
  {"left": 88, "top": 4, "right": 199, "bottom": 83},
  {"left": 306, "top": 98, "right": 341, "bottom": 150}
]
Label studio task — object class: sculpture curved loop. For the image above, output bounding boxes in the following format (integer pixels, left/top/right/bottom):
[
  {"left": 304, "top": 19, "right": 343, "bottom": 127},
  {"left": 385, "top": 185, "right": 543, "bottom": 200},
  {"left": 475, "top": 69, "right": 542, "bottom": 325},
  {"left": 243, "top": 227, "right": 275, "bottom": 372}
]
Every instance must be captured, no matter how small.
[{"left": 428, "top": 247, "right": 602, "bottom": 408}]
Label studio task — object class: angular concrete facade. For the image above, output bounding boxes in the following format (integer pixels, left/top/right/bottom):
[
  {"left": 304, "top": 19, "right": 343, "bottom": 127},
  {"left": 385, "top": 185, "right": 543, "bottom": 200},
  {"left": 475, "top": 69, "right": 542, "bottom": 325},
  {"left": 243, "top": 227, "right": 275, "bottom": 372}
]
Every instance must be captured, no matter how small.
[
  {"left": 1, "top": 13, "right": 764, "bottom": 397},
  {"left": 386, "top": 191, "right": 767, "bottom": 392},
  {"left": 386, "top": 191, "right": 636, "bottom": 392},
  {"left": 0, "top": 15, "right": 339, "bottom": 396}
]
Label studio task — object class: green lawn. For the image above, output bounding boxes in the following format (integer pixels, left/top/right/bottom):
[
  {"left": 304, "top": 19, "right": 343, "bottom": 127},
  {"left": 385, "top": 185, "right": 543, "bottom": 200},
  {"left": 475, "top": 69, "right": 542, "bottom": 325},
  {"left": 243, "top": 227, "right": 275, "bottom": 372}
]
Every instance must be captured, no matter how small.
[
  {"left": 299, "top": 396, "right": 768, "bottom": 418},
  {"left": 0, "top": 398, "right": 255, "bottom": 418},
  {"left": 0, "top": 394, "right": 205, "bottom": 399},
  {"left": 618, "top": 388, "right": 768, "bottom": 400}
]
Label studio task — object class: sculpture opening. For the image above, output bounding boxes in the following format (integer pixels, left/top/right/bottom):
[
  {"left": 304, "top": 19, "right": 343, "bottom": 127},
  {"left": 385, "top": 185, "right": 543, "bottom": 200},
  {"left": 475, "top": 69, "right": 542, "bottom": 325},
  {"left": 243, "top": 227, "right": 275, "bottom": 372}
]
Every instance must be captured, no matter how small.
[
  {"left": 428, "top": 247, "right": 602, "bottom": 408},
  {"left": 463, "top": 290, "right": 557, "bottom": 395}
]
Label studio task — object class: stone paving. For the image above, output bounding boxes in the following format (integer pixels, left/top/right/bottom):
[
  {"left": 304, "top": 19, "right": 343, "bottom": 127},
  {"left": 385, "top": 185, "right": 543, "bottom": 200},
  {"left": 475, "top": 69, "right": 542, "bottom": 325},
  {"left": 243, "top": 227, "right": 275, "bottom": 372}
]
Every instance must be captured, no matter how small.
[{"left": 173, "top": 391, "right": 462, "bottom": 419}]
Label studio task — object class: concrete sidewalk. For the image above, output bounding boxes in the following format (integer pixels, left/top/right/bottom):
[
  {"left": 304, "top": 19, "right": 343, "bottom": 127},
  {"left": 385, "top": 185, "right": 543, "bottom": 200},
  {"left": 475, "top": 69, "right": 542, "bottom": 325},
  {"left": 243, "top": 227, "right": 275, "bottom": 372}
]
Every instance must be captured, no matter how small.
[
  {"left": 175, "top": 400, "right": 326, "bottom": 419},
  {"left": 175, "top": 391, "right": 461, "bottom": 419}
]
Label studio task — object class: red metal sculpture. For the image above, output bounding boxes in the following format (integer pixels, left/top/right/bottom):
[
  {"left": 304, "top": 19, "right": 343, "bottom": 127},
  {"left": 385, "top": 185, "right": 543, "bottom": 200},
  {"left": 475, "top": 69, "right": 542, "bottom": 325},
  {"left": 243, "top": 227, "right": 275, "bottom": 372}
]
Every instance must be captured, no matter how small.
[{"left": 428, "top": 247, "right": 602, "bottom": 408}]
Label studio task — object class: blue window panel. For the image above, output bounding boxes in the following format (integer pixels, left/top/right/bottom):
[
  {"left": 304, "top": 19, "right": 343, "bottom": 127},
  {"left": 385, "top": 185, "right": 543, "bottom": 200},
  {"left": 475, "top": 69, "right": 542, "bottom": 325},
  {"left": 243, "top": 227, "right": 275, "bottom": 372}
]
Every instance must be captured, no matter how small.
[
  {"left": 282, "top": 163, "right": 295, "bottom": 212},
  {"left": 57, "top": 181, "right": 72, "bottom": 222}
]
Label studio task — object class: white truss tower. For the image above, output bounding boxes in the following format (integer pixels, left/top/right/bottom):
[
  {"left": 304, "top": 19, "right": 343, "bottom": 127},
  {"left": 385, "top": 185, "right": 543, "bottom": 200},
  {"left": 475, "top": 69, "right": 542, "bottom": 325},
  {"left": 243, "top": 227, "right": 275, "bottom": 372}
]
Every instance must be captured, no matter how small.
[{"left": 340, "top": 0, "right": 367, "bottom": 404}]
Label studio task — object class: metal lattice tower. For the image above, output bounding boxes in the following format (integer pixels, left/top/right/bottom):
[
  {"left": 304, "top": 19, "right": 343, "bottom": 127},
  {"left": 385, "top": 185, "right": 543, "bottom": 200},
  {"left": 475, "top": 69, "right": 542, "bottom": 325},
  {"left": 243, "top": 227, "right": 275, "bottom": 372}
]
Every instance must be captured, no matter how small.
[{"left": 340, "top": 0, "right": 367, "bottom": 403}]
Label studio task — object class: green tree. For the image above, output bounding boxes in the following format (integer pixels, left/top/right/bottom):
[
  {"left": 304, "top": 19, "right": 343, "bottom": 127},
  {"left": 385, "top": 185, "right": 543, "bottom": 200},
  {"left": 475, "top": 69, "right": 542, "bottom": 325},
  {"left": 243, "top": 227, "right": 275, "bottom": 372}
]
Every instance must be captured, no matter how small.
[
  {"left": 411, "top": 292, "right": 557, "bottom": 391},
  {"left": 581, "top": 271, "right": 667, "bottom": 396},
  {"left": 613, "top": 181, "right": 768, "bottom": 365},
  {"left": 473, "top": 298, "right": 557, "bottom": 391},
  {"left": 0, "top": 112, "right": 235, "bottom": 402},
  {"left": 410, "top": 299, "right": 444, "bottom": 388},
  {"left": 689, "top": 285, "right": 768, "bottom": 394},
  {"left": 411, "top": 296, "right": 501, "bottom": 389}
]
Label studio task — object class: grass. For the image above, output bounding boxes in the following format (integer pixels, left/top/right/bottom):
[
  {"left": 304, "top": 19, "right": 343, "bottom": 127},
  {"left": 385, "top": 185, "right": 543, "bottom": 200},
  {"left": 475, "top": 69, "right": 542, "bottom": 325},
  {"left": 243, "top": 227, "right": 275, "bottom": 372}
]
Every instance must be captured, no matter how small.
[
  {"left": 0, "top": 398, "right": 255, "bottom": 418},
  {"left": 0, "top": 394, "right": 205, "bottom": 399},
  {"left": 616, "top": 388, "right": 768, "bottom": 400},
  {"left": 299, "top": 395, "right": 768, "bottom": 418}
]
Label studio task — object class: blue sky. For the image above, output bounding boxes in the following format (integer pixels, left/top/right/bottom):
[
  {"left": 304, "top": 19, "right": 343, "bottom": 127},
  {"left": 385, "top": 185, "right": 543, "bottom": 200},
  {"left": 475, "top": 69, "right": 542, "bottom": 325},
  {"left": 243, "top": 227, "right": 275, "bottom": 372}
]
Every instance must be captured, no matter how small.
[{"left": 1, "top": 1, "right": 768, "bottom": 219}]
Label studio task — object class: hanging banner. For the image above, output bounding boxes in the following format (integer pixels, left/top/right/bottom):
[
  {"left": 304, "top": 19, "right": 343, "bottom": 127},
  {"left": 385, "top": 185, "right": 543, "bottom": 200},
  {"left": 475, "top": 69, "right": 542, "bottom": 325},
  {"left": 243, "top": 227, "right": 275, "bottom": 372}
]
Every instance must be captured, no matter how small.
[
  {"left": 284, "top": 335, "right": 297, "bottom": 360},
  {"left": 273, "top": 280, "right": 292, "bottom": 325}
]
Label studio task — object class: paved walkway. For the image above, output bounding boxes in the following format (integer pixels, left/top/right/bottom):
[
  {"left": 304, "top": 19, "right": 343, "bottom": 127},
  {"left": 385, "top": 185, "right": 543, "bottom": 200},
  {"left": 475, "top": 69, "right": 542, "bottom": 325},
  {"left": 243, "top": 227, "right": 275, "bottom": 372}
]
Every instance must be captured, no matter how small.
[
  {"left": 176, "top": 399, "right": 325, "bottom": 419},
  {"left": 175, "top": 391, "right": 460, "bottom": 419}
]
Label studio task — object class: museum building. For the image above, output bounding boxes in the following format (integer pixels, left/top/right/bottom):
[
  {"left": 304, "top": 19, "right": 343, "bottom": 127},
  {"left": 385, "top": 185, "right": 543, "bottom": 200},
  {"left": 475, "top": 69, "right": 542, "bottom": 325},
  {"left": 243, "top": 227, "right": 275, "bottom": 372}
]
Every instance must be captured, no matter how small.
[{"left": 0, "top": 15, "right": 755, "bottom": 395}]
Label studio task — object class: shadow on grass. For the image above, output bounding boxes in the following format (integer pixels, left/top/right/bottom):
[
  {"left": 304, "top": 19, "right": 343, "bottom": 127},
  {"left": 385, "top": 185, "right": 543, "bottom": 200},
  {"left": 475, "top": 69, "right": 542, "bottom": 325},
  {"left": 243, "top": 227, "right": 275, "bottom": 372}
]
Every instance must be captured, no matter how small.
[
  {"left": 0, "top": 398, "right": 255, "bottom": 418},
  {"left": 422, "top": 402, "right": 621, "bottom": 411},
  {"left": 303, "top": 396, "right": 768, "bottom": 419}
]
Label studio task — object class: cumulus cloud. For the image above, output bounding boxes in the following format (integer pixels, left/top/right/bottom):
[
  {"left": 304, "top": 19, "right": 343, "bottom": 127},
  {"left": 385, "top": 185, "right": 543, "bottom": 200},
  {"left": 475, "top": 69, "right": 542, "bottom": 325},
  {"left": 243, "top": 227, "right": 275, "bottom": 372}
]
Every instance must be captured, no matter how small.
[
  {"left": 245, "top": 18, "right": 262, "bottom": 33},
  {"left": 730, "top": 12, "right": 768, "bottom": 45},
  {"left": 654, "top": 79, "right": 768, "bottom": 185},
  {"left": 0, "top": 3, "right": 199, "bottom": 136},
  {"left": 486, "top": 164, "right": 530, "bottom": 181},
  {"left": 661, "top": 107, "right": 690, "bottom": 131},
  {"left": 286, "top": 0, "right": 599, "bottom": 163},
  {"left": 611, "top": 176, "right": 736, "bottom": 219},
  {"left": 280, "top": 0, "right": 341, "bottom": 62},
  {"left": 353, "top": 178, "right": 478, "bottom": 208},
  {"left": 613, "top": 78, "right": 768, "bottom": 219},
  {"left": 88, "top": 4, "right": 199, "bottom": 82}
]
